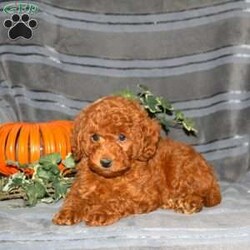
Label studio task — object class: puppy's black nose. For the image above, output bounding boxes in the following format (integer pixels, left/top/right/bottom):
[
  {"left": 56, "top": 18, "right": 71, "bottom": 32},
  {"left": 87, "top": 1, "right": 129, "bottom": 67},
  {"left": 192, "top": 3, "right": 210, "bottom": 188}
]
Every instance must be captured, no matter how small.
[{"left": 100, "top": 158, "right": 112, "bottom": 168}]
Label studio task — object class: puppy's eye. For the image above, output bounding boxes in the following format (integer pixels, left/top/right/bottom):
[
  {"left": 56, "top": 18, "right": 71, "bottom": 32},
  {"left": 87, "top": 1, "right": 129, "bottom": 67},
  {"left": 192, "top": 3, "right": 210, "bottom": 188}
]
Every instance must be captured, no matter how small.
[
  {"left": 91, "top": 134, "right": 100, "bottom": 142},
  {"left": 118, "top": 134, "right": 126, "bottom": 142}
]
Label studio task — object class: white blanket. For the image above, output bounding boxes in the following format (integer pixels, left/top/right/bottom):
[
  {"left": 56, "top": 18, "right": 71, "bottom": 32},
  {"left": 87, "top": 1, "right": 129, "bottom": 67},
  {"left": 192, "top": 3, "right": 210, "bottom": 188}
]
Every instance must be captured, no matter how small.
[{"left": 1, "top": 174, "right": 250, "bottom": 250}]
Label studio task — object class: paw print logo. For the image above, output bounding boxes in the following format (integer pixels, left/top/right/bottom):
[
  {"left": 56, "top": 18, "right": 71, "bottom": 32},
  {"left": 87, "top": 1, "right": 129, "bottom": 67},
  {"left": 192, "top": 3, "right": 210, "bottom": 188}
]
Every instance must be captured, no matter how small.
[{"left": 3, "top": 14, "right": 38, "bottom": 40}]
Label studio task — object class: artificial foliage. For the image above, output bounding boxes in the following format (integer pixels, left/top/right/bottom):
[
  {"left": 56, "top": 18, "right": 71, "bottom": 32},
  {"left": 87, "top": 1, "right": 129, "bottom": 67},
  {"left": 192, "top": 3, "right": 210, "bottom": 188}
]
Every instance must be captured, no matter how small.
[
  {"left": 0, "top": 153, "right": 76, "bottom": 206},
  {"left": 118, "top": 84, "right": 197, "bottom": 135}
]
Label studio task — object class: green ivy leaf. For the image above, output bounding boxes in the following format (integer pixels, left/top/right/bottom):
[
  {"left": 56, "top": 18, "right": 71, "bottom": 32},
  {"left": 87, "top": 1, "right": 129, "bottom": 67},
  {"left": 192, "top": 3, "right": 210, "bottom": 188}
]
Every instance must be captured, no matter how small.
[
  {"left": 1, "top": 153, "right": 76, "bottom": 206},
  {"left": 174, "top": 110, "right": 185, "bottom": 121},
  {"left": 36, "top": 164, "right": 59, "bottom": 181},
  {"left": 23, "top": 181, "right": 47, "bottom": 206},
  {"left": 118, "top": 85, "right": 198, "bottom": 135},
  {"left": 36, "top": 168, "right": 50, "bottom": 180},
  {"left": 143, "top": 95, "right": 161, "bottom": 113},
  {"left": 138, "top": 84, "right": 149, "bottom": 92},
  {"left": 23, "top": 183, "right": 38, "bottom": 206},
  {"left": 182, "top": 118, "right": 198, "bottom": 133},
  {"left": 137, "top": 84, "right": 152, "bottom": 98},
  {"left": 62, "top": 154, "right": 76, "bottom": 169},
  {"left": 53, "top": 180, "right": 68, "bottom": 200},
  {"left": 39, "top": 153, "right": 62, "bottom": 166},
  {"left": 33, "top": 181, "right": 47, "bottom": 199},
  {"left": 156, "top": 97, "right": 173, "bottom": 112},
  {"left": 2, "top": 172, "right": 26, "bottom": 192},
  {"left": 51, "top": 165, "right": 60, "bottom": 175},
  {"left": 157, "top": 116, "right": 171, "bottom": 132},
  {"left": 137, "top": 84, "right": 151, "bottom": 94}
]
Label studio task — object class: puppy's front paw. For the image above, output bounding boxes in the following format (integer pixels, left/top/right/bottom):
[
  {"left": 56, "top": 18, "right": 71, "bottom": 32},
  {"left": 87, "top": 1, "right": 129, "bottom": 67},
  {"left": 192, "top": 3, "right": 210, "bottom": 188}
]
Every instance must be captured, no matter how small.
[
  {"left": 52, "top": 209, "right": 82, "bottom": 225},
  {"left": 85, "top": 212, "right": 119, "bottom": 226},
  {"left": 175, "top": 196, "right": 203, "bottom": 214}
]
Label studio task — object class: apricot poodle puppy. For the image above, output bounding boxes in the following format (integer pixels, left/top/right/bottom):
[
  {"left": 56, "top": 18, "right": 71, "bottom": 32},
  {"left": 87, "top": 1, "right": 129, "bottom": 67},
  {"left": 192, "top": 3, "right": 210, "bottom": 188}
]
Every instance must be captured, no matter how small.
[{"left": 53, "top": 96, "right": 221, "bottom": 226}]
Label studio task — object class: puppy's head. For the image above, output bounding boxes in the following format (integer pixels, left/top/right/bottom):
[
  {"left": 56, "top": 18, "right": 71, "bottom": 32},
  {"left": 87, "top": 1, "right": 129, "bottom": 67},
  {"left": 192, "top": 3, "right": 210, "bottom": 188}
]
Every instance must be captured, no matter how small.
[{"left": 71, "top": 96, "right": 160, "bottom": 178}]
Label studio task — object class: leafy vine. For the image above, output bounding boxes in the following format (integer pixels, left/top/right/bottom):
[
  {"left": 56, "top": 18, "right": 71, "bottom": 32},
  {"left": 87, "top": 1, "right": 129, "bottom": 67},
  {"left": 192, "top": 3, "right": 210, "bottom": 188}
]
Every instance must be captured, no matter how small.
[{"left": 117, "top": 84, "right": 197, "bottom": 135}]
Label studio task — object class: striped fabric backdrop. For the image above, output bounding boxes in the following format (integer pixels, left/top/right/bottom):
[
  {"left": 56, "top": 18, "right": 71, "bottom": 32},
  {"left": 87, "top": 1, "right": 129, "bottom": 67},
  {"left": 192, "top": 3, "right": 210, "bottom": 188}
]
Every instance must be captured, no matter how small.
[{"left": 0, "top": 0, "right": 249, "bottom": 182}]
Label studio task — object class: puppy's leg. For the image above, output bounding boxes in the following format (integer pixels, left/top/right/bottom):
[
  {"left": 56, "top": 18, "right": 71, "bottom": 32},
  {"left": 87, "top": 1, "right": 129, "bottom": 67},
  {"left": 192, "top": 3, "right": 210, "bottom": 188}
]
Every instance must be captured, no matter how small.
[
  {"left": 52, "top": 181, "right": 92, "bottom": 225},
  {"left": 52, "top": 198, "right": 85, "bottom": 225},
  {"left": 84, "top": 201, "right": 125, "bottom": 226},
  {"left": 162, "top": 194, "right": 204, "bottom": 214},
  {"left": 160, "top": 141, "right": 221, "bottom": 214},
  {"left": 204, "top": 179, "right": 221, "bottom": 207},
  {"left": 85, "top": 210, "right": 120, "bottom": 226},
  {"left": 53, "top": 208, "right": 82, "bottom": 225}
]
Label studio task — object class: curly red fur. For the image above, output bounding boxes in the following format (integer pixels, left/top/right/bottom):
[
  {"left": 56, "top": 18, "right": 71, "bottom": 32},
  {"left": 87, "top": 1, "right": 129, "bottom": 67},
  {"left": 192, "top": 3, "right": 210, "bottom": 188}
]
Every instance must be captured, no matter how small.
[{"left": 53, "top": 96, "right": 221, "bottom": 226}]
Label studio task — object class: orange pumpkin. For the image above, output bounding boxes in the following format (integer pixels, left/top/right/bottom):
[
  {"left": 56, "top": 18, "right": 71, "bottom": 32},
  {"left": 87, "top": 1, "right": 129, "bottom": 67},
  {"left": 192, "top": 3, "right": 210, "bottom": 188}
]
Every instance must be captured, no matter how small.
[{"left": 0, "top": 120, "right": 73, "bottom": 176}]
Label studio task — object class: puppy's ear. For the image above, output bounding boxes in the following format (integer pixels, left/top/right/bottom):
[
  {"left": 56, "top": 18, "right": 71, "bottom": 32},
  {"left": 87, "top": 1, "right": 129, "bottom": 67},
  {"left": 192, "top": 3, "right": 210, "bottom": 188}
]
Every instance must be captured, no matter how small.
[
  {"left": 70, "top": 112, "right": 87, "bottom": 161},
  {"left": 137, "top": 118, "right": 161, "bottom": 161}
]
